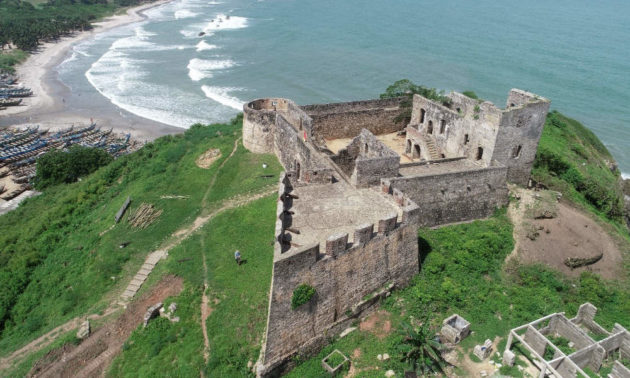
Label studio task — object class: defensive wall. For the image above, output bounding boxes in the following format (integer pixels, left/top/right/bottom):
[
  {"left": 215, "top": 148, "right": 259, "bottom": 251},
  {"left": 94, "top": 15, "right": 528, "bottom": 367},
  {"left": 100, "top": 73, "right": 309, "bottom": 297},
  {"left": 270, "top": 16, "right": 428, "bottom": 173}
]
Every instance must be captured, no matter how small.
[
  {"left": 382, "top": 160, "right": 509, "bottom": 227},
  {"left": 301, "top": 97, "right": 405, "bottom": 140},
  {"left": 331, "top": 129, "right": 400, "bottom": 188},
  {"left": 257, "top": 173, "right": 420, "bottom": 376}
]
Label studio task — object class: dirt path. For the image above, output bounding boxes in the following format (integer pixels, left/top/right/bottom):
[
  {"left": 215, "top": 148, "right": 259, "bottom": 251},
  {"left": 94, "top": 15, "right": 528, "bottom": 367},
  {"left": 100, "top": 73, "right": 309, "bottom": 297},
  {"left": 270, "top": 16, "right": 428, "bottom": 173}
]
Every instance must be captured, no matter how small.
[
  {"left": 201, "top": 138, "right": 240, "bottom": 209},
  {"left": 200, "top": 237, "right": 211, "bottom": 364},
  {"left": 0, "top": 307, "right": 118, "bottom": 373},
  {"left": 28, "top": 275, "right": 184, "bottom": 378}
]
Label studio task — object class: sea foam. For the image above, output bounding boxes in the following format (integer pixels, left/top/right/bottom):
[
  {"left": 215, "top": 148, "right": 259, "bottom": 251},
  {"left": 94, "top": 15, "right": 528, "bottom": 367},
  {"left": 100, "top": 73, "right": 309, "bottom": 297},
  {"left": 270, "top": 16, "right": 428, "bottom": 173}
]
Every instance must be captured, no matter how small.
[
  {"left": 203, "top": 14, "right": 248, "bottom": 32},
  {"left": 201, "top": 86, "right": 243, "bottom": 110},
  {"left": 175, "top": 9, "right": 198, "bottom": 19},
  {"left": 196, "top": 40, "right": 218, "bottom": 51},
  {"left": 187, "top": 58, "right": 235, "bottom": 81}
]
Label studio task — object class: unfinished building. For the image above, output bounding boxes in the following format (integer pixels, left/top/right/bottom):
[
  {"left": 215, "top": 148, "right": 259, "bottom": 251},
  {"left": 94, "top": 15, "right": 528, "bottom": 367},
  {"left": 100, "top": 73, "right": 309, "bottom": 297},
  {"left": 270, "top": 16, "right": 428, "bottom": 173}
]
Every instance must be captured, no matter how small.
[
  {"left": 504, "top": 303, "right": 630, "bottom": 378},
  {"left": 243, "top": 89, "right": 550, "bottom": 376}
]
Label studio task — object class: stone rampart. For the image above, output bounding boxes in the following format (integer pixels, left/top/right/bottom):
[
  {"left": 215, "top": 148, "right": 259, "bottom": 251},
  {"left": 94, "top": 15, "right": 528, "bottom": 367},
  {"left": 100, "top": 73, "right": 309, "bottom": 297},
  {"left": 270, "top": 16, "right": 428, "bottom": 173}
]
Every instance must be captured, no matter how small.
[
  {"left": 302, "top": 98, "right": 405, "bottom": 140},
  {"left": 274, "top": 114, "right": 334, "bottom": 185},
  {"left": 382, "top": 164, "right": 508, "bottom": 227},
  {"left": 258, "top": 179, "right": 419, "bottom": 376}
]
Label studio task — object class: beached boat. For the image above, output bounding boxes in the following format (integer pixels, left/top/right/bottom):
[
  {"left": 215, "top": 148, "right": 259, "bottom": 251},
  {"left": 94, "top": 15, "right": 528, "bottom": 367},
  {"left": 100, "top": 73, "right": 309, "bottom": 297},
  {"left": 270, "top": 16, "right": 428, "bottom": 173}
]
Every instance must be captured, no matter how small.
[{"left": 0, "top": 88, "right": 33, "bottom": 98}]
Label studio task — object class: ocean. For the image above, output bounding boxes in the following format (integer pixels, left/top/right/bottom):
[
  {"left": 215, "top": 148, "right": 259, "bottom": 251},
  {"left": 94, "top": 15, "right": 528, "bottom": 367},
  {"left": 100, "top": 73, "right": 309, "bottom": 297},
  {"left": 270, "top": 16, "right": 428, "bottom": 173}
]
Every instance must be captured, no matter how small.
[{"left": 56, "top": 0, "right": 630, "bottom": 175}]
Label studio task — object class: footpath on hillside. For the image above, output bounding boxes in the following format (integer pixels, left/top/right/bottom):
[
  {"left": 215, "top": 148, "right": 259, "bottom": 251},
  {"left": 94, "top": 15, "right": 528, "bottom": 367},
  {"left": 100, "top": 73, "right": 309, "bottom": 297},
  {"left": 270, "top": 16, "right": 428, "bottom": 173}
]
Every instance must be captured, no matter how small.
[{"left": 0, "top": 138, "right": 277, "bottom": 375}]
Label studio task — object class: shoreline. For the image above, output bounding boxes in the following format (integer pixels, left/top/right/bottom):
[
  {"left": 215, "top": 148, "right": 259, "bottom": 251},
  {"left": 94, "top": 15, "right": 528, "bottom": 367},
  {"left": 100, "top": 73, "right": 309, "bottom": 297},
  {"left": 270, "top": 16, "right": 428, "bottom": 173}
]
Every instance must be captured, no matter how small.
[{"left": 0, "top": 0, "right": 182, "bottom": 140}]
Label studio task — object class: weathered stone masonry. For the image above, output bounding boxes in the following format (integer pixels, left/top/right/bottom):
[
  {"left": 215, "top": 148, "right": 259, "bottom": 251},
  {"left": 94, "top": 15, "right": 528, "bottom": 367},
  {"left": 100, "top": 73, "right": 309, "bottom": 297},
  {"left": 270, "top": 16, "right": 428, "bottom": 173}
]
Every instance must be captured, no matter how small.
[{"left": 243, "top": 88, "right": 550, "bottom": 376}]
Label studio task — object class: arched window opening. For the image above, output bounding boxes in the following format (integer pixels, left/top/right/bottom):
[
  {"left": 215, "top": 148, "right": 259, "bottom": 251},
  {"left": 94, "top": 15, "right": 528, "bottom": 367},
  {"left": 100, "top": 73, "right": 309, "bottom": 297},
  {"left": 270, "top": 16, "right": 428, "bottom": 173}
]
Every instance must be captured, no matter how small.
[
  {"left": 440, "top": 120, "right": 446, "bottom": 134},
  {"left": 364, "top": 143, "right": 369, "bottom": 154},
  {"left": 420, "top": 109, "right": 426, "bottom": 124},
  {"left": 464, "top": 134, "right": 469, "bottom": 144},
  {"left": 406, "top": 139, "right": 412, "bottom": 154},
  {"left": 413, "top": 145, "right": 421, "bottom": 159},
  {"left": 428, "top": 120, "right": 433, "bottom": 134},
  {"left": 476, "top": 147, "right": 484, "bottom": 160}
]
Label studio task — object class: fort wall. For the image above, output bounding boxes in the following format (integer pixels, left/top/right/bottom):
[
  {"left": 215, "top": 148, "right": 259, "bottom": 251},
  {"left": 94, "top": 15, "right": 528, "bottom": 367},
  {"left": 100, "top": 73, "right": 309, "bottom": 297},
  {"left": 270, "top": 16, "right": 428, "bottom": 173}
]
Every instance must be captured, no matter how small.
[
  {"left": 331, "top": 129, "right": 399, "bottom": 188},
  {"left": 302, "top": 98, "right": 405, "bottom": 140},
  {"left": 383, "top": 164, "right": 508, "bottom": 227},
  {"left": 274, "top": 114, "right": 334, "bottom": 185},
  {"left": 258, "top": 175, "right": 419, "bottom": 376}
]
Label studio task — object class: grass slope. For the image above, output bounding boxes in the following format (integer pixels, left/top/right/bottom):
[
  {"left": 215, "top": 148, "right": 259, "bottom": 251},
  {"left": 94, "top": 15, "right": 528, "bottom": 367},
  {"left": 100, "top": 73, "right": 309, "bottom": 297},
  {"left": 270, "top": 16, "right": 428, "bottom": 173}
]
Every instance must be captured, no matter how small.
[
  {"left": 533, "top": 111, "right": 624, "bottom": 222},
  {"left": 107, "top": 195, "right": 277, "bottom": 376},
  {"left": 0, "top": 120, "right": 282, "bottom": 360}
]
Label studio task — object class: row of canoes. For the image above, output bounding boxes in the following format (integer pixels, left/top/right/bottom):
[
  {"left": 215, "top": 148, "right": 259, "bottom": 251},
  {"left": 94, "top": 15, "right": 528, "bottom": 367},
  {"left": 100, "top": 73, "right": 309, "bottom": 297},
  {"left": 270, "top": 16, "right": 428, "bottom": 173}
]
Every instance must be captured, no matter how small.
[{"left": 0, "top": 87, "right": 32, "bottom": 98}]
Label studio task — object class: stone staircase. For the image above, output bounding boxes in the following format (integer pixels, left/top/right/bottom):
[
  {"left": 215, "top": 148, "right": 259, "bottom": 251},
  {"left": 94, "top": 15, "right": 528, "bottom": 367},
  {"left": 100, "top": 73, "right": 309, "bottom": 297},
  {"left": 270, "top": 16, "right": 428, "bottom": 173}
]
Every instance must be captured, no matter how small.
[
  {"left": 120, "top": 250, "right": 167, "bottom": 302},
  {"left": 423, "top": 136, "right": 441, "bottom": 160}
]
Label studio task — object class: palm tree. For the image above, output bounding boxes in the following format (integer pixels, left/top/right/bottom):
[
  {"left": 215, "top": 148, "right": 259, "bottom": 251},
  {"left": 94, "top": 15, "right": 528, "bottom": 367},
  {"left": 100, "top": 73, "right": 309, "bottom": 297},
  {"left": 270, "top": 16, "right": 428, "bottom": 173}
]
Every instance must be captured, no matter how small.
[{"left": 396, "top": 320, "right": 448, "bottom": 377}]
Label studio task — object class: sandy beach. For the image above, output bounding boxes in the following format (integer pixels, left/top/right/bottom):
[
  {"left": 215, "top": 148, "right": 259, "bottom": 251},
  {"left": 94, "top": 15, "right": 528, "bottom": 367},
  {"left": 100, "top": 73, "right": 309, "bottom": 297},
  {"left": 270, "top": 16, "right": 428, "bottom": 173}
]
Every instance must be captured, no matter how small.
[{"left": 0, "top": 0, "right": 182, "bottom": 140}]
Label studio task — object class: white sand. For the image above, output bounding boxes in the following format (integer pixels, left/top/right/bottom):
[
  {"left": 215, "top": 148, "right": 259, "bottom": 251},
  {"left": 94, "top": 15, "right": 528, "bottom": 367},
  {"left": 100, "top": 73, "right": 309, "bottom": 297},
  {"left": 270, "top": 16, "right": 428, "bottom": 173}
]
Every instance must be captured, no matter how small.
[{"left": 1, "top": 0, "right": 180, "bottom": 140}]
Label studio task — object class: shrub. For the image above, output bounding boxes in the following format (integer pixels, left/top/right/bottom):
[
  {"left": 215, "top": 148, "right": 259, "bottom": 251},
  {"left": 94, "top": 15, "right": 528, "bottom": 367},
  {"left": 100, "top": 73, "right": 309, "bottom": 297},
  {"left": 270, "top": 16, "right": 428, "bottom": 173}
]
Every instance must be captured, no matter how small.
[
  {"left": 34, "top": 145, "right": 113, "bottom": 189},
  {"left": 291, "top": 284, "right": 316, "bottom": 309},
  {"left": 462, "top": 90, "right": 479, "bottom": 100}
]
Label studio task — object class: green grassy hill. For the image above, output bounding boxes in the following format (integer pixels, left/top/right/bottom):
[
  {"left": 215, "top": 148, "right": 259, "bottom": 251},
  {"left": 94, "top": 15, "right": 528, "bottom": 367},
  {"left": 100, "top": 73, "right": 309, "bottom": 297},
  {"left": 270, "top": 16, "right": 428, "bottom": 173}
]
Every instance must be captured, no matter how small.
[{"left": 0, "top": 119, "right": 282, "bottom": 375}]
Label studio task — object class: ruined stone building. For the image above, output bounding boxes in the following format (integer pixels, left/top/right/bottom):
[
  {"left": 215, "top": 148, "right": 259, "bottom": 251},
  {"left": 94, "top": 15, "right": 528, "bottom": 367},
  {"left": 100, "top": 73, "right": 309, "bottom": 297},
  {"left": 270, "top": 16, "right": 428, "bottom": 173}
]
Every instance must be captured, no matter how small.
[
  {"left": 242, "top": 89, "right": 550, "bottom": 376},
  {"left": 504, "top": 303, "right": 630, "bottom": 378}
]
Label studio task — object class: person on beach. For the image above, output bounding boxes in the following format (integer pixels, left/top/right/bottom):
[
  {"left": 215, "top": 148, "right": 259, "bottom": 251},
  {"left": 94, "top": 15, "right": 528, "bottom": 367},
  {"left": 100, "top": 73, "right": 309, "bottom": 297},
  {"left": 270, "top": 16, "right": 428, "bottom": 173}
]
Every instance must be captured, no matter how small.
[{"left": 234, "top": 250, "right": 241, "bottom": 265}]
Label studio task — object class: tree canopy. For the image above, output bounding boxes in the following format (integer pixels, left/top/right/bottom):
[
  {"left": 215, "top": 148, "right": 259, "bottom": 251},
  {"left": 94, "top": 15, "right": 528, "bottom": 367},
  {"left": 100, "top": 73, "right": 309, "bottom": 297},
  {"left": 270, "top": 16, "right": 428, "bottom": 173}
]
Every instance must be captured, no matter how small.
[{"left": 34, "top": 145, "right": 113, "bottom": 189}]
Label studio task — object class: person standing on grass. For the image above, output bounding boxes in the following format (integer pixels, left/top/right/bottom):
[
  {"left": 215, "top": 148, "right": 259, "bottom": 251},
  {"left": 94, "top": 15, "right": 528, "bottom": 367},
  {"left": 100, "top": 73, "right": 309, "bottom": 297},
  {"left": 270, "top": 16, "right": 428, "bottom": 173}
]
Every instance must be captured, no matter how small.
[{"left": 234, "top": 250, "right": 241, "bottom": 265}]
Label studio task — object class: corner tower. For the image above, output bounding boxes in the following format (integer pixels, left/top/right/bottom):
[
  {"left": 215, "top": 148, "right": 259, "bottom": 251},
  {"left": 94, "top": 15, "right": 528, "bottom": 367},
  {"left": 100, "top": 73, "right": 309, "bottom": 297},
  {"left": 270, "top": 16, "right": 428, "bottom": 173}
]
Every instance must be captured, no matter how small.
[
  {"left": 243, "top": 98, "right": 290, "bottom": 154},
  {"left": 492, "top": 89, "right": 550, "bottom": 185}
]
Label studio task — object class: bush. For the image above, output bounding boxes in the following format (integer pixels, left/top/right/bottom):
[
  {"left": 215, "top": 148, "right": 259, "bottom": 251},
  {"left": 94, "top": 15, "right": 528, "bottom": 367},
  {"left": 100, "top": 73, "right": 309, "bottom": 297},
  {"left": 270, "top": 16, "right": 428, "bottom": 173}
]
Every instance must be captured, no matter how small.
[
  {"left": 291, "top": 284, "right": 316, "bottom": 309},
  {"left": 34, "top": 146, "right": 113, "bottom": 189},
  {"left": 462, "top": 90, "right": 479, "bottom": 100}
]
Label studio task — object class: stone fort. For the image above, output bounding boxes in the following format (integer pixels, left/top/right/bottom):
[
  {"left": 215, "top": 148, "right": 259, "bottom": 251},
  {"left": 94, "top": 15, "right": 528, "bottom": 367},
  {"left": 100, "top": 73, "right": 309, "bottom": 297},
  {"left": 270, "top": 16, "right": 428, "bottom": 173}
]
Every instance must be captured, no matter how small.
[{"left": 243, "top": 89, "right": 550, "bottom": 376}]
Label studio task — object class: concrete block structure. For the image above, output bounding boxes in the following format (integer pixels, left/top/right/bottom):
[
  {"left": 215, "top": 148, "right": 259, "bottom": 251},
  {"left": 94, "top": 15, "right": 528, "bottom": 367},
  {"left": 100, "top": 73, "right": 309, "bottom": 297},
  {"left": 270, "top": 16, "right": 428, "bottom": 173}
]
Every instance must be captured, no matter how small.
[
  {"left": 243, "top": 89, "right": 550, "bottom": 376},
  {"left": 503, "top": 303, "right": 630, "bottom": 377},
  {"left": 441, "top": 314, "right": 471, "bottom": 344}
]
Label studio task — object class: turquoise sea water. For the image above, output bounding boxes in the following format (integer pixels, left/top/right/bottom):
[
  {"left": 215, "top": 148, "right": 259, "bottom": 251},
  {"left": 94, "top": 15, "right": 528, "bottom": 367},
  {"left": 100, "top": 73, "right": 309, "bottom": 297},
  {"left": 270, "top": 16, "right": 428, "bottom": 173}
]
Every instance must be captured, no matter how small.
[{"left": 57, "top": 0, "right": 630, "bottom": 174}]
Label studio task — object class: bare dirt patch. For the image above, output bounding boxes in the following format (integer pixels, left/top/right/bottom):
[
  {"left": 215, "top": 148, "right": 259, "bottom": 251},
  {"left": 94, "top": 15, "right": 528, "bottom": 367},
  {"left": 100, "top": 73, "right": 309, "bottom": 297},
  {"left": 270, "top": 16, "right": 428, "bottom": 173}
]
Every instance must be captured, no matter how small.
[
  {"left": 195, "top": 148, "right": 221, "bottom": 169},
  {"left": 359, "top": 310, "right": 392, "bottom": 339},
  {"left": 28, "top": 275, "right": 183, "bottom": 378},
  {"left": 508, "top": 187, "right": 624, "bottom": 279}
]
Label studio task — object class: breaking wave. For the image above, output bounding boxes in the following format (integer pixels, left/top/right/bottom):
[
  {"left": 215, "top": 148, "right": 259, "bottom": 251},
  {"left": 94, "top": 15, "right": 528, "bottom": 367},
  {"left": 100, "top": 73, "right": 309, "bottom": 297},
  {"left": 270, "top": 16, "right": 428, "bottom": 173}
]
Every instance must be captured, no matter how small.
[
  {"left": 203, "top": 14, "right": 248, "bottom": 32},
  {"left": 196, "top": 40, "right": 218, "bottom": 51},
  {"left": 201, "top": 86, "right": 244, "bottom": 110},
  {"left": 187, "top": 58, "right": 235, "bottom": 81},
  {"left": 174, "top": 9, "right": 198, "bottom": 19}
]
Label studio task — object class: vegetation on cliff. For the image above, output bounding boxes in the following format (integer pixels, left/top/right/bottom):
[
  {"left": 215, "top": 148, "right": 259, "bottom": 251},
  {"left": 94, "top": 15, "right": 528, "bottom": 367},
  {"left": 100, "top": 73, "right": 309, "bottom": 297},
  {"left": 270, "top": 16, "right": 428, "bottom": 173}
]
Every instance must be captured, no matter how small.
[{"left": 533, "top": 110, "right": 625, "bottom": 222}]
